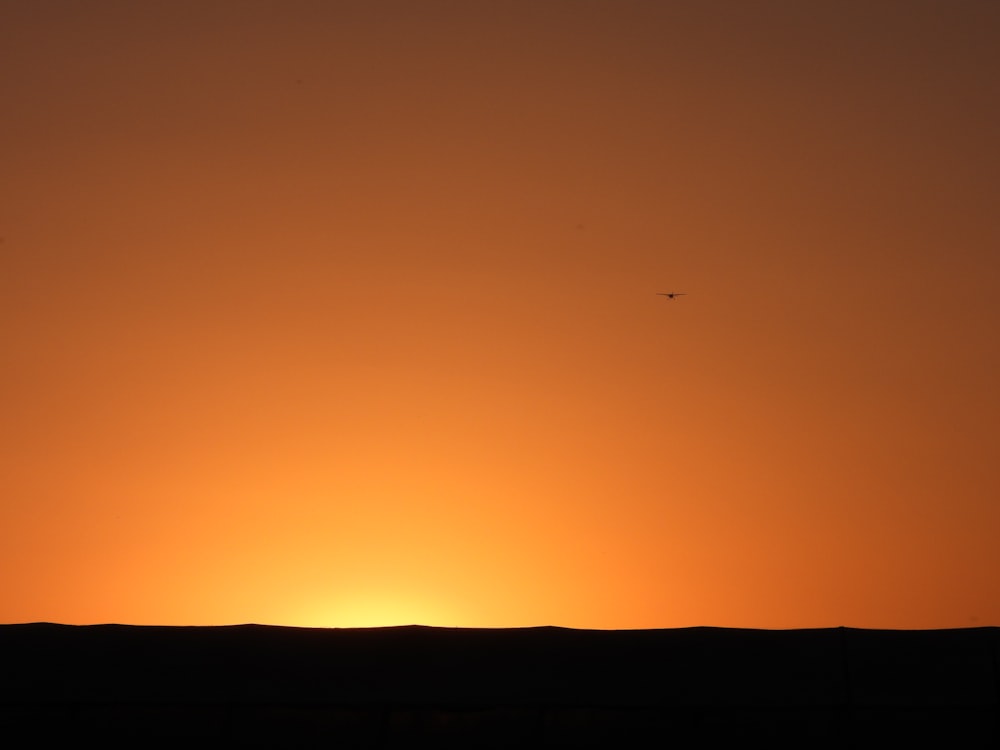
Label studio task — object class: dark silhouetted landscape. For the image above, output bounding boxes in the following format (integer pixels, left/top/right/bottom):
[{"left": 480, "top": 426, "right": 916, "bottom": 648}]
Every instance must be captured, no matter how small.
[{"left": 2, "top": 623, "right": 998, "bottom": 746}]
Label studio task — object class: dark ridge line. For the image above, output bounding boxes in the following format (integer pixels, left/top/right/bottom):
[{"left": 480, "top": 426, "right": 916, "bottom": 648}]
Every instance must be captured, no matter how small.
[{"left": 5, "top": 622, "right": 998, "bottom": 633}]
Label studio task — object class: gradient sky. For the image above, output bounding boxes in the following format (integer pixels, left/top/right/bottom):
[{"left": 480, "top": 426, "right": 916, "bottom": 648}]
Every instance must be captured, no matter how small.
[{"left": 2, "top": 0, "right": 998, "bottom": 630}]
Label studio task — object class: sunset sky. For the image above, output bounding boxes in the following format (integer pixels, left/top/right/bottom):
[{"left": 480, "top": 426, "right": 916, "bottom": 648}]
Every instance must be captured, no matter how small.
[{"left": 2, "top": 0, "right": 998, "bottom": 630}]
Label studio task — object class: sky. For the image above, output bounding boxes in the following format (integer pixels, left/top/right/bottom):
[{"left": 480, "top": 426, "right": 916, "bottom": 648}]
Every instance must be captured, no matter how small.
[{"left": 2, "top": 0, "right": 998, "bottom": 630}]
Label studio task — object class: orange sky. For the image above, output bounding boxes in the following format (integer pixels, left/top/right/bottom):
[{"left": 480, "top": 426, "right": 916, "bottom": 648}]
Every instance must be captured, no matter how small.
[{"left": 2, "top": 0, "right": 999, "bottom": 630}]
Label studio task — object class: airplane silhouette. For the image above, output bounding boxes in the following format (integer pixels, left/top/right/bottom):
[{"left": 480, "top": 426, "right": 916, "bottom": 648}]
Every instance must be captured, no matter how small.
[{"left": 656, "top": 292, "right": 687, "bottom": 300}]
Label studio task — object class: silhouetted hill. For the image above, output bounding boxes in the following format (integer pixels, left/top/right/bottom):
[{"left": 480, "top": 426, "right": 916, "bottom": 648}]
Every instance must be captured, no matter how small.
[{"left": 2, "top": 624, "right": 998, "bottom": 746}]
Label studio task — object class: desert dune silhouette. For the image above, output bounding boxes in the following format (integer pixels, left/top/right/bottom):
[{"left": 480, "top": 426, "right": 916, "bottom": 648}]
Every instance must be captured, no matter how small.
[{"left": 2, "top": 622, "right": 997, "bottom": 746}]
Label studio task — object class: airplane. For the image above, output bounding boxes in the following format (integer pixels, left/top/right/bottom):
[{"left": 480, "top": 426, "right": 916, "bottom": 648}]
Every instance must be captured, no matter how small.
[{"left": 656, "top": 292, "right": 687, "bottom": 300}]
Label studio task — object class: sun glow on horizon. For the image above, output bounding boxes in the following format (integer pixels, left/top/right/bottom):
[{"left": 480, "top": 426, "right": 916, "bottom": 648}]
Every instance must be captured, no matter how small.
[{"left": 293, "top": 591, "right": 463, "bottom": 630}]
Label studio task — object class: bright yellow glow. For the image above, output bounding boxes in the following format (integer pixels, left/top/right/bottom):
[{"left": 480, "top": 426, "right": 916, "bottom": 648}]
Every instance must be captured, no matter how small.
[{"left": 294, "top": 591, "right": 458, "bottom": 630}]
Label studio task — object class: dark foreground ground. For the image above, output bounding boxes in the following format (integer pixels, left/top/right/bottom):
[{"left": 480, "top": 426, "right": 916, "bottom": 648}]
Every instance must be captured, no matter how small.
[{"left": 2, "top": 623, "right": 998, "bottom": 747}]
